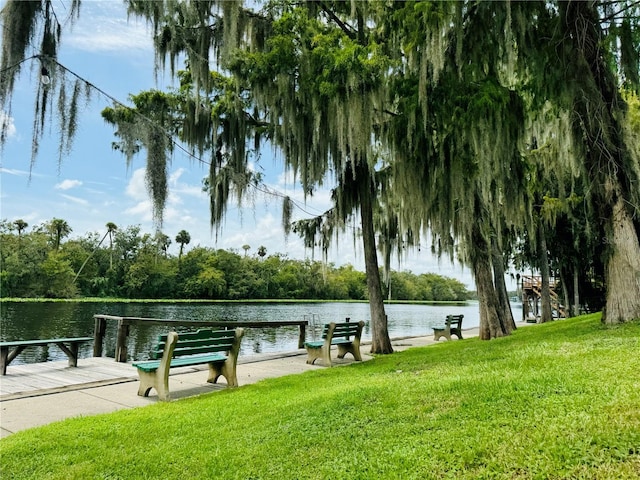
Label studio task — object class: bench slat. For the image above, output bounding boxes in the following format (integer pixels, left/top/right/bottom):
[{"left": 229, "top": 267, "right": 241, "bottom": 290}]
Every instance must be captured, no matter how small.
[
  {"left": 155, "top": 337, "right": 234, "bottom": 351},
  {"left": 152, "top": 329, "right": 236, "bottom": 359},
  {"left": 171, "top": 344, "right": 232, "bottom": 357},
  {"left": 133, "top": 353, "right": 227, "bottom": 372},
  {"left": 0, "top": 337, "right": 93, "bottom": 348},
  {"left": 158, "top": 329, "right": 234, "bottom": 342},
  {"left": 321, "top": 324, "right": 359, "bottom": 340}
]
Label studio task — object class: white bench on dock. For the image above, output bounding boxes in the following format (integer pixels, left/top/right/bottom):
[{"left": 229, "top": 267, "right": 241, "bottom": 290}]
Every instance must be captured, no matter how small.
[{"left": 0, "top": 337, "right": 94, "bottom": 375}]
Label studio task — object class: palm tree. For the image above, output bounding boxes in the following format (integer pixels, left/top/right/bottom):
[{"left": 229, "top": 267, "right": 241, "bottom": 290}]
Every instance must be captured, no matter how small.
[
  {"left": 48, "top": 218, "right": 71, "bottom": 250},
  {"left": 156, "top": 232, "right": 171, "bottom": 258},
  {"left": 73, "top": 222, "right": 118, "bottom": 283},
  {"left": 242, "top": 244, "right": 250, "bottom": 257},
  {"left": 13, "top": 219, "right": 28, "bottom": 236},
  {"left": 257, "top": 245, "right": 267, "bottom": 259},
  {"left": 175, "top": 230, "right": 191, "bottom": 260},
  {"left": 105, "top": 222, "right": 118, "bottom": 270}
]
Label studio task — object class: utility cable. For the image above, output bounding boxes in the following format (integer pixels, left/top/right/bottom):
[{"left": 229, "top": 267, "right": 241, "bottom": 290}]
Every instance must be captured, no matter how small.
[{"left": 2, "top": 54, "right": 358, "bottom": 230}]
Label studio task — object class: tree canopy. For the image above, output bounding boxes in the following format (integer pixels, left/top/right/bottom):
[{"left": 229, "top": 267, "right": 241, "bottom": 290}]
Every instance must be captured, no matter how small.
[
  {"left": 1, "top": 1, "right": 639, "bottom": 342},
  {"left": 0, "top": 219, "right": 469, "bottom": 301}
]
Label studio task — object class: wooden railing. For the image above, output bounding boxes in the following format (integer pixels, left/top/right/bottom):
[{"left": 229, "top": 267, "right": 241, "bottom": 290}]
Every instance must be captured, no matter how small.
[
  {"left": 93, "top": 315, "right": 308, "bottom": 363},
  {"left": 521, "top": 275, "right": 558, "bottom": 290}
]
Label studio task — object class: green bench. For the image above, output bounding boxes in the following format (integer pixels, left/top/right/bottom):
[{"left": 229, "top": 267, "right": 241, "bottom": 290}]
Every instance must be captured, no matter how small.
[
  {"left": 0, "top": 337, "right": 94, "bottom": 375},
  {"left": 432, "top": 314, "right": 464, "bottom": 341},
  {"left": 132, "top": 328, "right": 244, "bottom": 401},
  {"left": 304, "top": 320, "right": 365, "bottom": 367}
]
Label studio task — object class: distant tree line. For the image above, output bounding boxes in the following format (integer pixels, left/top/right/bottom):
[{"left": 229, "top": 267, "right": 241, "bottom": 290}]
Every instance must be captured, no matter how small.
[{"left": 0, "top": 219, "right": 469, "bottom": 301}]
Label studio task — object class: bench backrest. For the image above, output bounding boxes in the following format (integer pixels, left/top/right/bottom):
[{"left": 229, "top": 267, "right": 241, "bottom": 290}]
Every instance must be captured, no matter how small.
[
  {"left": 446, "top": 315, "right": 463, "bottom": 327},
  {"left": 152, "top": 329, "right": 238, "bottom": 360},
  {"left": 321, "top": 321, "right": 363, "bottom": 341}
]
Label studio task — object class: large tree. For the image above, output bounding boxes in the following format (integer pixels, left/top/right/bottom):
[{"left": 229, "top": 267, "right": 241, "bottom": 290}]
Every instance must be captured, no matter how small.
[
  {"left": 113, "top": 0, "right": 396, "bottom": 352},
  {"left": 554, "top": 1, "right": 640, "bottom": 323},
  {"left": 2, "top": 0, "right": 638, "bottom": 335},
  {"left": 379, "top": 1, "right": 640, "bottom": 331}
]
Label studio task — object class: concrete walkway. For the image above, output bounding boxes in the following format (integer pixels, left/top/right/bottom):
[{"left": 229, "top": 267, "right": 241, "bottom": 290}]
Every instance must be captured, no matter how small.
[{"left": 0, "top": 328, "right": 483, "bottom": 438}]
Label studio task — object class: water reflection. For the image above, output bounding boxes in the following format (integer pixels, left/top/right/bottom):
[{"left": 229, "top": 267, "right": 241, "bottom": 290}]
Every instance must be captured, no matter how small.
[{"left": 1, "top": 301, "right": 483, "bottom": 364}]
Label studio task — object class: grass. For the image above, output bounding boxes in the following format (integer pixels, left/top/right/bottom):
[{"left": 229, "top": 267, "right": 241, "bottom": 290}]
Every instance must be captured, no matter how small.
[{"left": 1, "top": 313, "right": 639, "bottom": 479}]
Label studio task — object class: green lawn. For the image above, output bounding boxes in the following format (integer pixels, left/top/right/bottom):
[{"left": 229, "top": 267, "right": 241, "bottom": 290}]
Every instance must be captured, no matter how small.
[{"left": 1, "top": 313, "right": 639, "bottom": 479}]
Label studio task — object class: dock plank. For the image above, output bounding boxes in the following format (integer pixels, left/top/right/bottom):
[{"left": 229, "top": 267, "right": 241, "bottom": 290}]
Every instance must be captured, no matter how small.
[{"left": 0, "top": 358, "right": 137, "bottom": 400}]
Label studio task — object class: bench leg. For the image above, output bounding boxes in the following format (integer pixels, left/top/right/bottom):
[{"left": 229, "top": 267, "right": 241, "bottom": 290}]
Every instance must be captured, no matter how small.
[
  {"left": 433, "top": 328, "right": 451, "bottom": 341},
  {"left": 451, "top": 329, "right": 463, "bottom": 340},
  {"left": 337, "top": 343, "right": 362, "bottom": 361},
  {"left": 207, "top": 360, "right": 238, "bottom": 387},
  {"left": 305, "top": 345, "right": 332, "bottom": 366},
  {"left": 305, "top": 346, "right": 323, "bottom": 365},
  {"left": 55, "top": 342, "right": 80, "bottom": 367},
  {"left": 0, "top": 346, "right": 8, "bottom": 376},
  {"left": 1, "top": 346, "right": 28, "bottom": 375},
  {"left": 321, "top": 345, "right": 332, "bottom": 367},
  {"left": 136, "top": 369, "right": 170, "bottom": 401}
]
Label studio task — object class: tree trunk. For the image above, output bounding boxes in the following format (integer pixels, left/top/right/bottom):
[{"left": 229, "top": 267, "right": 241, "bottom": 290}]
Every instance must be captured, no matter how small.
[
  {"left": 491, "top": 239, "right": 516, "bottom": 333},
  {"left": 561, "top": 2, "right": 640, "bottom": 324},
  {"left": 559, "top": 269, "right": 570, "bottom": 319},
  {"left": 474, "top": 253, "right": 505, "bottom": 340},
  {"left": 573, "top": 265, "right": 580, "bottom": 317},
  {"left": 472, "top": 225, "right": 505, "bottom": 340},
  {"left": 602, "top": 198, "right": 640, "bottom": 324},
  {"left": 539, "top": 225, "right": 553, "bottom": 323},
  {"left": 358, "top": 163, "right": 393, "bottom": 354}
]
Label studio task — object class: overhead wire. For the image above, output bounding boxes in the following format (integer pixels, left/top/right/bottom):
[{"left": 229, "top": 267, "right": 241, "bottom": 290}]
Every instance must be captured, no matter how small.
[{"left": 2, "top": 54, "right": 347, "bottom": 225}]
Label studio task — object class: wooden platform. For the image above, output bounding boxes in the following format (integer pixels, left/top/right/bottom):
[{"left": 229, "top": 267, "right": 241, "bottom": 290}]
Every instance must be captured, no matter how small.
[
  {"left": 0, "top": 352, "right": 309, "bottom": 401},
  {"left": 0, "top": 358, "right": 138, "bottom": 401}
]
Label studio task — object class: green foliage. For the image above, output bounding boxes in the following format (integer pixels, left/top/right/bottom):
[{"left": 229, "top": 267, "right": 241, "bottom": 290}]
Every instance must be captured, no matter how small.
[
  {"left": 40, "top": 251, "right": 77, "bottom": 298},
  {"left": 0, "top": 221, "right": 467, "bottom": 302},
  {"left": 1, "top": 315, "right": 639, "bottom": 478}
]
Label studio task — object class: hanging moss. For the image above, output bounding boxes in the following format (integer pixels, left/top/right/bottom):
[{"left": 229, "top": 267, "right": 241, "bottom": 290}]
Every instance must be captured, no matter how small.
[
  {"left": 0, "top": 0, "right": 42, "bottom": 107},
  {"left": 1, "top": 1, "right": 82, "bottom": 172}
]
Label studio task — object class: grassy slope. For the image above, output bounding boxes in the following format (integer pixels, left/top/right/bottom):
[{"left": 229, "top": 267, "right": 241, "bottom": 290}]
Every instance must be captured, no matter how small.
[{"left": 1, "top": 314, "right": 639, "bottom": 479}]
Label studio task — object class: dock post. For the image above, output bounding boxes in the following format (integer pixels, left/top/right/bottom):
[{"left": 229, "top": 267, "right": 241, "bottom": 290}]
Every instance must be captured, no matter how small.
[
  {"left": 93, "top": 316, "right": 106, "bottom": 357},
  {"left": 115, "top": 319, "right": 129, "bottom": 362},
  {"left": 298, "top": 323, "right": 306, "bottom": 349}
]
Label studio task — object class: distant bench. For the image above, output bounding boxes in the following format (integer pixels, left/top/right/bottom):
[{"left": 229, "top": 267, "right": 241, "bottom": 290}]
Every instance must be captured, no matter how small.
[
  {"left": 432, "top": 315, "right": 464, "bottom": 341},
  {"left": 0, "top": 337, "right": 94, "bottom": 375},
  {"left": 304, "top": 321, "right": 365, "bottom": 367},
  {"left": 132, "top": 328, "right": 244, "bottom": 401}
]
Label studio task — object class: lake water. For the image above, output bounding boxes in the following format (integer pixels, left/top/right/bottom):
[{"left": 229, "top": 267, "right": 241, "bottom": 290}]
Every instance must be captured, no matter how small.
[{"left": 0, "top": 301, "right": 486, "bottom": 364}]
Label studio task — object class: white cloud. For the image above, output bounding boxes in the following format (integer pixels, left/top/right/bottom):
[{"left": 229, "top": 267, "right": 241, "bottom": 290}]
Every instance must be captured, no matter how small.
[
  {"left": 65, "top": 2, "right": 153, "bottom": 54},
  {"left": 124, "top": 199, "right": 153, "bottom": 221},
  {"left": 0, "top": 167, "right": 30, "bottom": 177},
  {"left": 59, "top": 193, "right": 90, "bottom": 206},
  {"left": 169, "top": 168, "right": 185, "bottom": 184},
  {"left": 55, "top": 179, "right": 83, "bottom": 190},
  {"left": 176, "top": 183, "right": 207, "bottom": 198},
  {"left": 125, "top": 168, "right": 148, "bottom": 201}
]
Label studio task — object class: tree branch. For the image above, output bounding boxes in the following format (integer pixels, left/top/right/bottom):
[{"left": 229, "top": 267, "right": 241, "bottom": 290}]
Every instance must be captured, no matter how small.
[
  {"left": 315, "top": 1, "right": 356, "bottom": 40},
  {"left": 599, "top": 0, "right": 640, "bottom": 22}
]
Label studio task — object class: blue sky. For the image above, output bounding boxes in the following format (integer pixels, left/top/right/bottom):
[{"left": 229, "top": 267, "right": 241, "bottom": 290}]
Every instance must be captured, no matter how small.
[{"left": 0, "top": 0, "right": 478, "bottom": 288}]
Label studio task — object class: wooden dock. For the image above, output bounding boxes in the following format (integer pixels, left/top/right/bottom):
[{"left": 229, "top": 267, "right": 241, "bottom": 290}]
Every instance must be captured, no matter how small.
[
  {"left": 0, "top": 350, "right": 310, "bottom": 402},
  {"left": 0, "top": 358, "right": 137, "bottom": 401}
]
